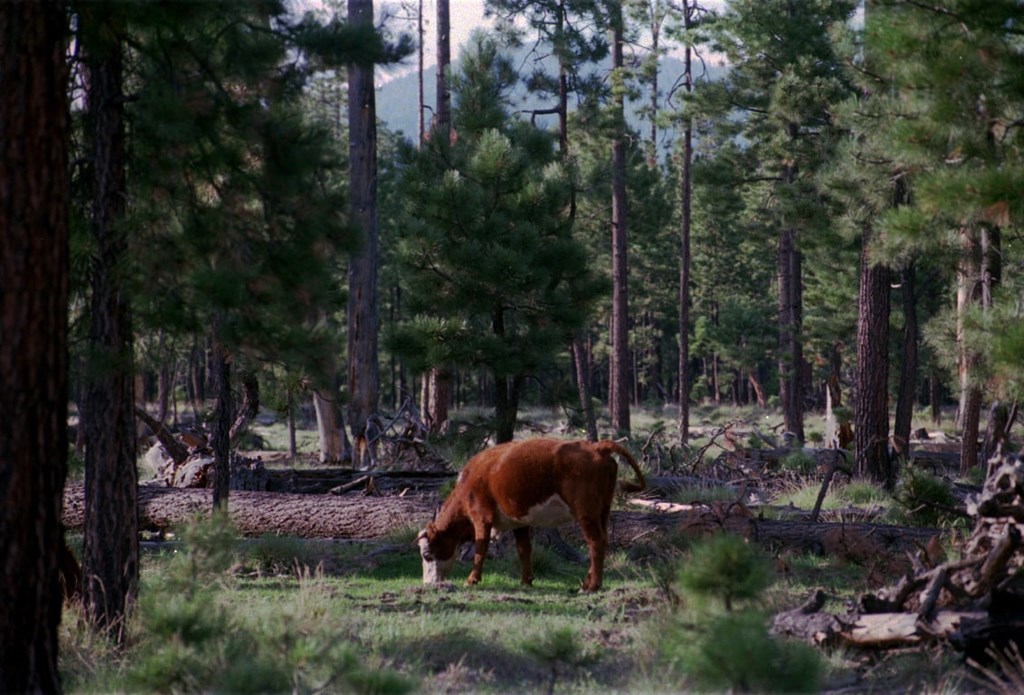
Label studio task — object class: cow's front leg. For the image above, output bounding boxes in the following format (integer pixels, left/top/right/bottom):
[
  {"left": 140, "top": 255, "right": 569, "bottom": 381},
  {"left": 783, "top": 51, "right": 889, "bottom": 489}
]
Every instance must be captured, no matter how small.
[
  {"left": 513, "top": 527, "right": 533, "bottom": 586},
  {"left": 467, "top": 521, "right": 492, "bottom": 585}
]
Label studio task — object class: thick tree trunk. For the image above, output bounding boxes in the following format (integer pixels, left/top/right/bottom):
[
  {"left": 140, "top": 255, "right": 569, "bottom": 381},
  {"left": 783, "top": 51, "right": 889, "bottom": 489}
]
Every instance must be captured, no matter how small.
[
  {"left": 855, "top": 229, "right": 892, "bottom": 486},
  {"left": 427, "top": 367, "right": 450, "bottom": 434},
  {"left": 313, "top": 384, "right": 350, "bottom": 464},
  {"left": 609, "top": 8, "right": 631, "bottom": 434},
  {"left": 893, "top": 264, "right": 918, "bottom": 458},
  {"left": 347, "top": 0, "right": 380, "bottom": 469},
  {"left": 0, "top": 3, "right": 69, "bottom": 690},
  {"left": 80, "top": 5, "right": 139, "bottom": 642},
  {"left": 494, "top": 375, "right": 523, "bottom": 444}
]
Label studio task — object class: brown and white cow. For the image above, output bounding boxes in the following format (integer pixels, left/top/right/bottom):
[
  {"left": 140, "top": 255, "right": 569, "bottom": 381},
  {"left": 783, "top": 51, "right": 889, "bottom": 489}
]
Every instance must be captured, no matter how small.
[{"left": 416, "top": 438, "right": 646, "bottom": 592}]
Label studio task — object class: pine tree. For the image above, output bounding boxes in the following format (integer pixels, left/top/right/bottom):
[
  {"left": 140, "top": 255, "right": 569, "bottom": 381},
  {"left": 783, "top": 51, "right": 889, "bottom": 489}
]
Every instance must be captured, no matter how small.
[
  {"left": 692, "top": 0, "right": 856, "bottom": 438},
  {"left": 391, "top": 35, "right": 605, "bottom": 442},
  {"left": 609, "top": 2, "right": 631, "bottom": 434},
  {"left": 868, "top": 0, "right": 1024, "bottom": 477},
  {"left": 347, "top": 0, "right": 381, "bottom": 466},
  {"left": 0, "top": 2, "right": 70, "bottom": 690},
  {"left": 76, "top": 0, "right": 139, "bottom": 642},
  {"left": 487, "top": 0, "right": 609, "bottom": 438},
  {"left": 124, "top": 3, "right": 399, "bottom": 500}
]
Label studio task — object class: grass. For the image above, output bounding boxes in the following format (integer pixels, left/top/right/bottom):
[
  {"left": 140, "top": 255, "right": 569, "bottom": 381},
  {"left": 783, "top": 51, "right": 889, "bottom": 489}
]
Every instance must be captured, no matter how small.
[
  {"left": 60, "top": 519, "right": 970, "bottom": 694},
  {"left": 772, "top": 477, "right": 898, "bottom": 523},
  {"left": 72, "top": 403, "right": 980, "bottom": 692}
]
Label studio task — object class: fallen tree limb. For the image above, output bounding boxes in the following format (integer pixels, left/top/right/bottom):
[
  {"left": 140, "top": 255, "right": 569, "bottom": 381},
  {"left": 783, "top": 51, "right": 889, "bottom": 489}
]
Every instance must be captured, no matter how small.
[{"left": 135, "top": 406, "right": 189, "bottom": 466}]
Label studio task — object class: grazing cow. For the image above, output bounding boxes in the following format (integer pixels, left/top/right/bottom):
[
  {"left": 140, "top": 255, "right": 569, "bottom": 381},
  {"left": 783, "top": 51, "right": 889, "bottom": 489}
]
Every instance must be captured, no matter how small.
[{"left": 416, "top": 438, "right": 646, "bottom": 592}]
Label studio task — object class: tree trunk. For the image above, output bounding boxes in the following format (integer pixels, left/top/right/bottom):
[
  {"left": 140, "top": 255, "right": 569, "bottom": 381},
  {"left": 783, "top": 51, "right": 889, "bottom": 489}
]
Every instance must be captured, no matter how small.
[
  {"left": 229, "top": 370, "right": 259, "bottom": 444},
  {"left": 80, "top": 4, "right": 139, "bottom": 642},
  {"left": 777, "top": 226, "right": 804, "bottom": 443},
  {"left": 930, "top": 366, "right": 942, "bottom": 426},
  {"left": 427, "top": 367, "right": 450, "bottom": 434},
  {"left": 209, "top": 335, "right": 233, "bottom": 509},
  {"left": 287, "top": 388, "right": 298, "bottom": 460},
  {"left": 982, "top": 401, "right": 1009, "bottom": 475},
  {"left": 609, "top": 7, "right": 631, "bottom": 435},
  {"left": 677, "top": 2, "right": 693, "bottom": 446},
  {"left": 313, "top": 384, "right": 350, "bottom": 464},
  {"left": 854, "top": 228, "right": 892, "bottom": 486},
  {"left": 434, "top": 0, "right": 451, "bottom": 136},
  {"left": 416, "top": 0, "right": 425, "bottom": 144},
  {"left": 572, "top": 336, "right": 598, "bottom": 441},
  {"left": 0, "top": 2, "right": 69, "bottom": 690},
  {"left": 893, "top": 263, "right": 918, "bottom": 459},
  {"left": 956, "top": 225, "right": 982, "bottom": 474},
  {"left": 491, "top": 305, "right": 521, "bottom": 443},
  {"left": 645, "top": 7, "right": 661, "bottom": 166},
  {"left": 347, "top": 0, "right": 380, "bottom": 469}
]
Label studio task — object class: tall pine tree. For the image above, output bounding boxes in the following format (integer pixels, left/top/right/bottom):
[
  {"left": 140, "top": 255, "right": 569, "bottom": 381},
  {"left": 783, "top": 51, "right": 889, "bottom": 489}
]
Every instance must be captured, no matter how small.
[{"left": 391, "top": 35, "right": 605, "bottom": 442}]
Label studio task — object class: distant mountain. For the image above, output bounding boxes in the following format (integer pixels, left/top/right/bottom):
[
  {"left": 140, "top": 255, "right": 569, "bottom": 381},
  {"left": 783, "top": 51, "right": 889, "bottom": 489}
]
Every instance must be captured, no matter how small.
[{"left": 376, "top": 47, "right": 725, "bottom": 156}]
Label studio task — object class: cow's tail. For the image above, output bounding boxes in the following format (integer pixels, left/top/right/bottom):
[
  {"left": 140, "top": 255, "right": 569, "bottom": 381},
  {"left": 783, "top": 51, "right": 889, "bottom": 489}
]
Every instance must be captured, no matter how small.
[{"left": 597, "top": 441, "right": 646, "bottom": 494}]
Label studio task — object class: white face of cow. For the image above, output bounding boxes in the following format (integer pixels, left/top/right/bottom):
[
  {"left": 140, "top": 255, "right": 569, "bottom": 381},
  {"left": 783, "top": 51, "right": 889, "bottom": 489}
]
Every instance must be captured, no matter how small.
[{"left": 417, "top": 529, "right": 455, "bottom": 584}]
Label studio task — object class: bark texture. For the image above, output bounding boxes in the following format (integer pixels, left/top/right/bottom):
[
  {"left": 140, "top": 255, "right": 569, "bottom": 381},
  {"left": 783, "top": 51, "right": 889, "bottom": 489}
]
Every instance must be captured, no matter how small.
[
  {"left": 609, "top": 7, "right": 631, "bottom": 434},
  {"left": 777, "top": 227, "right": 804, "bottom": 443},
  {"left": 80, "top": 4, "right": 139, "bottom": 641},
  {"left": 892, "top": 264, "right": 918, "bottom": 458},
  {"left": 347, "top": 0, "right": 380, "bottom": 467},
  {"left": 62, "top": 484, "right": 939, "bottom": 555},
  {"left": 63, "top": 485, "right": 435, "bottom": 540},
  {"left": 0, "top": 3, "right": 69, "bottom": 691},
  {"left": 210, "top": 337, "right": 233, "bottom": 508},
  {"left": 677, "top": 0, "right": 694, "bottom": 446},
  {"left": 855, "top": 230, "right": 892, "bottom": 486}
]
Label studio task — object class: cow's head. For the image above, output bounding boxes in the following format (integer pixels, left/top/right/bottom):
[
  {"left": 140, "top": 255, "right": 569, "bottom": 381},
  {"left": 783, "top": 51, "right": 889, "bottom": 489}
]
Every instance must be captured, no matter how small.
[{"left": 416, "top": 523, "right": 457, "bottom": 584}]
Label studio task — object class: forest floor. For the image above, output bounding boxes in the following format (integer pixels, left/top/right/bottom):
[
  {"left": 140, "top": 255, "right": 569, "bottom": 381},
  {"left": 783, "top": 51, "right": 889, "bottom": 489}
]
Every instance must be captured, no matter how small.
[{"left": 60, "top": 403, "right": 1006, "bottom": 693}]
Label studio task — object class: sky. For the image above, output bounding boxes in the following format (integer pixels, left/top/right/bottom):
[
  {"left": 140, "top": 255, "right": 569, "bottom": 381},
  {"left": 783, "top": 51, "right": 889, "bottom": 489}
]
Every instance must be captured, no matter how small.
[{"left": 377, "top": 0, "right": 491, "bottom": 83}]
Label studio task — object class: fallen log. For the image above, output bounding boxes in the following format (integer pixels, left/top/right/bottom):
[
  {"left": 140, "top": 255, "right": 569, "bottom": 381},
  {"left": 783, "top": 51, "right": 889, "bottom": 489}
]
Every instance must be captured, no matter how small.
[
  {"left": 62, "top": 483, "right": 940, "bottom": 555},
  {"left": 62, "top": 483, "right": 435, "bottom": 539},
  {"left": 839, "top": 611, "right": 983, "bottom": 648}
]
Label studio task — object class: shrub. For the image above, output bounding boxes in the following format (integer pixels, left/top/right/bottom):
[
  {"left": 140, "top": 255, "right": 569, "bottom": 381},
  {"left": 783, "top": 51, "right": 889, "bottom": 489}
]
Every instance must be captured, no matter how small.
[
  {"left": 781, "top": 450, "right": 817, "bottom": 476},
  {"left": 127, "top": 515, "right": 413, "bottom": 694},
  {"left": 894, "top": 469, "right": 959, "bottom": 527},
  {"left": 524, "top": 626, "right": 590, "bottom": 695},
  {"left": 684, "top": 611, "right": 823, "bottom": 693},
  {"left": 677, "top": 534, "right": 773, "bottom": 611}
]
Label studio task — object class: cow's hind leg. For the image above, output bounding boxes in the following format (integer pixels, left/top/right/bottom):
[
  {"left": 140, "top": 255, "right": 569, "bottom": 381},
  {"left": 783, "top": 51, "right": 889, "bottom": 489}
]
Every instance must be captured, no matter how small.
[
  {"left": 577, "top": 516, "right": 608, "bottom": 592},
  {"left": 513, "top": 527, "right": 533, "bottom": 585}
]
